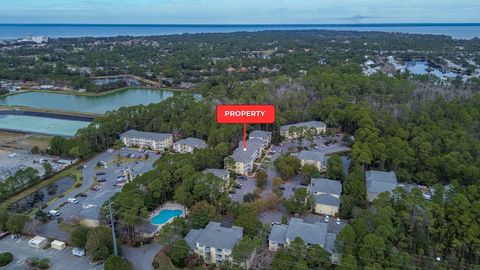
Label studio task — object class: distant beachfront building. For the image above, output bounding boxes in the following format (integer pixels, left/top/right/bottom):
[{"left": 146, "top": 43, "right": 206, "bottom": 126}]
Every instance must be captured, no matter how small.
[
  {"left": 185, "top": 222, "right": 243, "bottom": 264},
  {"left": 173, "top": 137, "right": 207, "bottom": 153},
  {"left": 120, "top": 129, "right": 173, "bottom": 151},
  {"left": 280, "top": 121, "right": 326, "bottom": 139},
  {"left": 365, "top": 170, "right": 398, "bottom": 201}
]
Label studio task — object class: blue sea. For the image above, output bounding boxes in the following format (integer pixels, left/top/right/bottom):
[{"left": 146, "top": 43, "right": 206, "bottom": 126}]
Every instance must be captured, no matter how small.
[{"left": 0, "top": 23, "right": 479, "bottom": 40}]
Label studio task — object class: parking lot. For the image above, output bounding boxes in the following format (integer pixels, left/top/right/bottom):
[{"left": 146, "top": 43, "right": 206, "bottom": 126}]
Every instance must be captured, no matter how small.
[
  {"left": 0, "top": 236, "right": 102, "bottom": 270},
  {"left": 0, "top": 149, "right": 71, "bottom": 181},
  {"left": 230, "top": 176, "right": 257, "bottom": 203},
  {"left": 36, "top": 148, "right": 161, "bottom": 239}
]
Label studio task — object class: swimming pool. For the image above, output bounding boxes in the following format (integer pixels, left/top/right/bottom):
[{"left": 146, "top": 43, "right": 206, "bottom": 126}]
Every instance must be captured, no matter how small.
[{"left": 151, "top": 209, "right": 183, "bottom": 225}]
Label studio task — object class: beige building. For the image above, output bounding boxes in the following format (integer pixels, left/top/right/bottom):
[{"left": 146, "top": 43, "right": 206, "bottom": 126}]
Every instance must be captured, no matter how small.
[
  {"left": 173, "top": 137, "right": 207, "bottom": 153},
  {"left": 294, "top": 150, "right": 326, "bottom": 172},
  {"left": 120, "top": 129, "right": 173, "bottom": 151},
  {"left": 185, "top": 222, "right": 243, "bottom": 264},
  {"left": 280, "top": 121, "right": 326, "bottom": 139},
  {"left": 203, "top": 168, "right": 231, "bottom": 190},
  {"left": 226, "top": 138, "right": 266, "bottom": 175},
  {"left": 309, "top": 178, "right": 342, "bottom": 216}
]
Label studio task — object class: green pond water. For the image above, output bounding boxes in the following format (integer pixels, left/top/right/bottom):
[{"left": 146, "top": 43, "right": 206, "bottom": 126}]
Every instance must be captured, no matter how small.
[
  {"left": 0, "top": 88, "right": 175, "bottom": 114},
  {"left": 0, "top": 114, "right": 90, "bottom": 136}
]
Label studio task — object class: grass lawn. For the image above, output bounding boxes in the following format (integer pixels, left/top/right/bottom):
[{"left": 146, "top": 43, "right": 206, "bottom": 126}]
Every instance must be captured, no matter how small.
[{"left": 0, "top": 166, "right": 82, "bottom": 211}]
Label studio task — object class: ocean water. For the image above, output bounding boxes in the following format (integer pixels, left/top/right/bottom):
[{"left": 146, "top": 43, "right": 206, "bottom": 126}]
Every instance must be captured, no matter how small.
[{"left": 0, "top": 24, "right": 479, "bottom": 40}]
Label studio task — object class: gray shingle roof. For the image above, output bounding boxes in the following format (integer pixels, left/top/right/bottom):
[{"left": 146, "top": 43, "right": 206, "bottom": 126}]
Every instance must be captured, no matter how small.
[
  {"left": 285, "top": 218, "right": 328, "bottom": 246},
  {"left": 120, "top": 129, "right": 172, "bottom": 141},
  {"left": 365, "top": 170, "right": 398, "bottom": 194},
  {"left": 296, "top": 150, "right": 325, "bottom": 162},
  {"left": 324, "top": 233, "right": 337, "bottom": 253},
  {"left": 185, "top": 222, "right": 243, "bottom": 251},
  {"left": 310, "top": 178, "right": 342, "bottom": 196},
  {"left": 314, "top": 194, "right": 341, "bottom": 207},
  {"left": 231, "top": 138, "right": 264, "bottom": 163},
  {"left": 280, "top": 121, "right": 326, "bottom": 132},
  {"left": 174, "top": 137, "right": 207, "bottom": 148},
  {"left": 202, "top": 168, "right": 229, "bottom": 180},
  {"left": 249, "top": 130, "right": 272, "bottom": 141},
  {"left": 268, "top": 224, "right": 288, "bottom": 245}
]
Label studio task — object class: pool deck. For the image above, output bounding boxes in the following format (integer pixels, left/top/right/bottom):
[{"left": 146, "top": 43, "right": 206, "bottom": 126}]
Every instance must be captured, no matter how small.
[{"left": 150, "top": 202, "right": 188, "bottom": 231}]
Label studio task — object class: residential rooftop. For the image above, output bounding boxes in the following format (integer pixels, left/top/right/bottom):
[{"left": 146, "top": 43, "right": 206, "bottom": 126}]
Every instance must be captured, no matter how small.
[
  {"left": 269, "top": 218, "right": 328, "bottom": 247},
  {"left": 231, "top": 138, "right": 264, "bottom": 163},
  {"left": 310, "top": 178, "right": 342, "bottom": 196},
  {"left": 295, "top": 150, "right": 325, "bottom": 162},
  {"left": 120, "top": 129, "right": 172, "bottom": 141},
  {"left": 314, "top": 194, "right": 341, "bottom": 207},
  {"left": 280, "top": 121, "right": 326, "bottom": 131},
  {"left": 249, "top": 130, "right": 272, "bottom": 140},
  {"left": 366, "top": 170, "right": 398, "bottom": 194},
  {"left": 185, "top": 222, "right": 243, "bottom": 251},
  {"left": 174, "top": 137, "right": 207, "bottom": 148},
  {"left": 202, "top": 168, "right": 230, "bottom": 180}
]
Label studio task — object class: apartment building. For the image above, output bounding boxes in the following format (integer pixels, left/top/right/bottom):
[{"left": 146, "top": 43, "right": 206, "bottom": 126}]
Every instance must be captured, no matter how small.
[
  {"left": 280, "top": 121, "right": 326, "bottom": 139},
  {"left": 309, "top": 178, "right": 342, "bottom": 216},
  {"left": 120, "top": 129, "right": 173, "bottom": 151},
  {"left": 173, "top": 137, "right": 207, "bottom": 153},
  {"left": 185, "top": 222, "right": 243, "bottom": 264}
]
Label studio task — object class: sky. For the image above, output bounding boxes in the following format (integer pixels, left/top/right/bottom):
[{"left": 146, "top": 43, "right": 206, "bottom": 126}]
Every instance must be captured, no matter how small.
[{"left": 0, "top": 0, "right": 478, "bottom": 24}]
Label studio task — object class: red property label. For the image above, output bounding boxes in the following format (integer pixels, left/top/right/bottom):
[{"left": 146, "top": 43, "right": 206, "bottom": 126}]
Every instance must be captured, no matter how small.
[{"left": 217, "top": 104, "right": 275, "bottom": 124}]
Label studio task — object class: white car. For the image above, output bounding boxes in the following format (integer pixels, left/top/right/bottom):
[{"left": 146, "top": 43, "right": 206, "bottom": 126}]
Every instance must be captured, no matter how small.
[
  {"left": 49, "top": 210, "right": 60, "bottom": 216},
  {"left": 72, "top": 247, "right": 85, "bottom": 257},
  {"left": 336, "top": 218, "right": 341, "bottom": 225},
  {"left": 67, "top": 198, "right": 79, "bottom": 204},
  {"left": 324, "top": 215, "right": 330, "bottom": 223}
]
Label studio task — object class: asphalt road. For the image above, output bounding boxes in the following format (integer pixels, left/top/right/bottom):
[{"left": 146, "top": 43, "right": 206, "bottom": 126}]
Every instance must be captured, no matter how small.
[{"left": 122, "top": 242, "right": 162, "bottom": 270}]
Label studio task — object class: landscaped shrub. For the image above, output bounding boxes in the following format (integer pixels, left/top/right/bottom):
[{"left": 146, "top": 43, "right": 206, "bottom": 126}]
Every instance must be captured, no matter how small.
[{"left": 0, "top": 252, "right": 13, "bottom": 267}]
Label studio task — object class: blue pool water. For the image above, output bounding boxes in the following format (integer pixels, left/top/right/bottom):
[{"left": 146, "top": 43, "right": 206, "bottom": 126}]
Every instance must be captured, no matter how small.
[{"left": 151, "top": 209, "right": 183, "bottom": 225}]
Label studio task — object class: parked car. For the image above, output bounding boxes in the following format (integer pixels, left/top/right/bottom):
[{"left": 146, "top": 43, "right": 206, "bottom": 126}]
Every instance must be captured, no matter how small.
[
  {"left": 90, "top": 184, "right": 102, "bottom": 191},
  {"left": 72, "top": 247, "right": 85, "bottom": 257},
  {"left": 67, "top": 198, "right": 78, "bottom": 204},
  {"left": 49, "top": 210, "right": 60, "bottom": 216},
  {"left": 96, "top": 171, "right": 106, "bottom": 176},
  {"left": 229, "top": 190, "right": 236, "bottom": 194},
  {"left": 235, "top": 184, "right": 242, "bottom": 189},
  {"left": 97, "top": 178, "right": 106, "bottom": 183},
  {"left": 279, "top": 186, "right": 286, "bottom": 190},
  {"left": 336, "top": 218, "right": 341, "bottom": 225},
  {"left": 325, "top": 215, "right": 330, "bottom": 223},
  {"left": 237, "top": 176, "right": 247, "bottom": 181}
]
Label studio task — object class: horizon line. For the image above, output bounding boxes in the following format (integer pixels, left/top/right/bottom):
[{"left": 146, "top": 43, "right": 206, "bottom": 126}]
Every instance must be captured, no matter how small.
[{"left": 1, "top": 22, "right": 479, "bottom": 27}]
